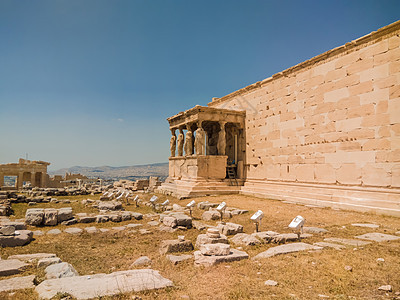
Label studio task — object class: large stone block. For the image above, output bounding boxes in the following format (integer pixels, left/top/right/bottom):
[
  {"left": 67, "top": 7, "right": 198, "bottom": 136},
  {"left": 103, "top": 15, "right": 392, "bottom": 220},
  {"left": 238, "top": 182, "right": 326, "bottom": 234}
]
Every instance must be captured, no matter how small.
[
  {"left": 195, "top": 233, "right": 229, "bottom": 248},
  {"left": 162, "top": 216, "right": 177, "bottom": 228},
  {"left": 324, "top": 87, "right": 349, "bottom": 103},
  {"left": 217, "top": 222, "right": 243, "bottom": 236},
  {"left": 202, "top": 210, "right": 220, "bottom": 221},
  {"left": 194, "top": 248, "right": 249, "bottom": 267},
  {"left": 25, "top": 208, "right": 44, "bottom": 226},
  {"left": 362, "top": 163, "right": 391, "bottom": 187},
  {"left": 0, "top": 259, "right": 28, "bottom": 276},
  {"left": 45, "top": 262, "right": 79, "bottom": 279},
  {"left": 35, "top": 269, "right": 173, "bottom": 299},
  {"left": 44, "top": 209, "right": 58, "bottom": 226},
  {"left": 336, "top": 163, "right": 361, "bottom": 185},
  {"left": 57, "top": 207, "right": 73, "bottom": 223},
  {"left": 0, "top": 275, "right": 35, "bottom": 292},
  {"left": 253, "top": 243, "right": 323, "bottom": 260},
  {"left": 159, "top": 239, "right": 194, "bottom": 254},
  {"left": 174, "top": 214, "right": 192, "bottom": 227},
  {"left": 314, "top": 164, "right": 336, "bottom": 184},
  {"left": 200, "top": 243, "right": 231, "bottom": 256}
]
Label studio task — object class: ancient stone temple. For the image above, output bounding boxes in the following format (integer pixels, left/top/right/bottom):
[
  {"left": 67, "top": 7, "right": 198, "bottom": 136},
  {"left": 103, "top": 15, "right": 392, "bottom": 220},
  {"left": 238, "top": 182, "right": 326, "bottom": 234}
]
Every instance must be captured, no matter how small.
[
  {"left": 159, "top": 20, "right": 400, "bottom": 217},
  {"left": 0, "top": 159, "right": 50, "bottom": 189}
]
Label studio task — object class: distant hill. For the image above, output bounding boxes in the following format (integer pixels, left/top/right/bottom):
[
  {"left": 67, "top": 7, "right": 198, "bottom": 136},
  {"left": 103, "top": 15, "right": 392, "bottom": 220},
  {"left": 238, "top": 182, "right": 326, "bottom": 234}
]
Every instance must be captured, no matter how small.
[{"left": 48, "top": 162, "right": 169, "bottom": 181}]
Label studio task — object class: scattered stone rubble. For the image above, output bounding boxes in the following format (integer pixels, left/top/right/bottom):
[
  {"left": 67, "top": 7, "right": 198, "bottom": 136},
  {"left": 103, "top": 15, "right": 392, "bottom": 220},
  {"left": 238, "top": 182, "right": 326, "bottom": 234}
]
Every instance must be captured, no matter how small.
[
  {"left": 113, "top": 176, "right": 162, "bottom": 192},
  {"left": 24, "top": 206, "right": 143, "bottom": 227},
  {"left": 1, "top": 191, "right": 398, "bottom": 297},
  {"left": 0, "top": 252, "right": 174, "bottom": 298}
]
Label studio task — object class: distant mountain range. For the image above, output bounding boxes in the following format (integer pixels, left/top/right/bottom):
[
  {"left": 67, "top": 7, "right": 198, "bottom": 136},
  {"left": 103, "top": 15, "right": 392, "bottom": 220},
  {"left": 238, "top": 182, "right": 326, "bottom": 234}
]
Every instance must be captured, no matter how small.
[{"left": 48, "top": 162, "right": 169, "bottom": 181}]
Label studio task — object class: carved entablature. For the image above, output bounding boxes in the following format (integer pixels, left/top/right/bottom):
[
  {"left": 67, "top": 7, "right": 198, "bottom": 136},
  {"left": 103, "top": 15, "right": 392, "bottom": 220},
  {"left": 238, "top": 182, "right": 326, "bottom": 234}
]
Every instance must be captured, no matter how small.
[{"left": 167, "top": 105, "right": 245, "bottom": 130}]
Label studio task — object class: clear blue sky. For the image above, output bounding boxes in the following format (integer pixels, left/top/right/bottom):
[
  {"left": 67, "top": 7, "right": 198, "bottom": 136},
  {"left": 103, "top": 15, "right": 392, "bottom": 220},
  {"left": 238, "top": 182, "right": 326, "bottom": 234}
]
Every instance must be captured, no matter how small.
[{"left": 0, "top": 0, "right": 399, "bottom": 170}]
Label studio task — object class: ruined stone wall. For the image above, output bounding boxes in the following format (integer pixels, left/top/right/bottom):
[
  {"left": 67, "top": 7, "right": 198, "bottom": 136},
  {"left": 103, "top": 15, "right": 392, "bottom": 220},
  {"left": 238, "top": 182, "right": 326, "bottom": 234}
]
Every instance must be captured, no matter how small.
[{"left": 208, "top": 21, "right": 400, "bottom": 215}]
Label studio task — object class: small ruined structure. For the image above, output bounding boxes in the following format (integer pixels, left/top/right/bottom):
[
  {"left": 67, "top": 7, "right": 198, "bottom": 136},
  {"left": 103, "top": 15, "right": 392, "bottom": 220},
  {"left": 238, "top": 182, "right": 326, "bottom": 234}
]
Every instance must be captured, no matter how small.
[
  {"left": 0, "top": 159, "right": 49, "bottom": 189},
  {"left": 160, "top": 21, "right": 400, "bottom": 216},
  {"left": 0, "top": 159, "right": 92, "bottom": 190}
]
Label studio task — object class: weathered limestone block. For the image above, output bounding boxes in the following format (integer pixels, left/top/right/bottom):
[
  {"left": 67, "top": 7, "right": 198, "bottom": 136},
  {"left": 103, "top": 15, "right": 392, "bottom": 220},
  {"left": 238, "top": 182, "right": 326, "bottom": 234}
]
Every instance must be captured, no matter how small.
[
  {"left": 110, "top": 214, "right": 122, "bottom": 222},
  {"left": 61, "top": 218, "right": 77, "bottom": 226},
  {"left": 0, "top": 226, "right": 15, "bottom": 236},
  {"left": 0, "top": 259, "right": 28, "bottom": 276},
  {"left": 172, "top": 204, "right": 183, "bottom": 211},
  {"left": 45, "top": 262, "right": 79, "bottom": 279},
  {"left": 98, "top": 201, "right": 122, "bottom": 211},
  {"left": 64, "top": 228, "right": 83, "bottom": 235},
  {"left": 231, "top": 233, "right": 262, "bottom": 246},
  {"left": 194, "top": 249, "right": 249, "bottom": 267},
  {"left": 57, "top": 207, "right": 73, "bottom": 223},
  {"left": 25, "top": 208, "right": 44, "bottom": 226},
  {"left": 47, "top": 229, "right": 62, "bottom": 235},
  {"left": 131, "top": 212, "right": 143, "bottom": 220},
  {"left": 231, "top": 209, "right": 249, "bottom": 215},
  {"left": 0, "top": 275, "right": 35, "bottom": 292},
  {"left": 163, "top": 216, "right": 177, "bottom": 228},
  {"left": 202, "top": 210, "right": 220, "bottom": 221},
  {"left": 8, "top": 253, "right": 56, "bottom": 263},
  {"left": 197, "top": 201, "right": 218, "bottom": 210},
  {"left": 0, "top": 221, "right": 26, "bottom": 230},
  {"left": 96, "top": 215, "right": 109, "bottom": 223},
  {"left": 166, "top": 254, "right": 192, "bottom": 265},
  {"left": 159, "top": 239, "right": 194, "bottom": 254},
  {"left": 356, "top": 232, "right": 400, "bottom": 242},
  {"left": 132, "top": 256, "right": 152, "bottom": 266},
  {"left": 192, "top": 220, "right": 208, "bottom": 231},
  {"left": 121, "top": 212, "right": 132, "bottom": 221},
  {"left": 174, "top": 214, "right": 192, "bottom": 227},
  {"left": 195, "top": 233, "right": 229, "bottom": 248},
  {"left": 35, "top": 269, "right": 173, "bottom": 299},
  {"left": 77, "top": 213, "right": 96, "bottom": 223},
  {"left": 0, "top": 230, "right": 33, "bottom": 247},
  {"left": 38, "top": 257, "right": 62, "bottom": 268},
  {"left": 253, "top": 243, "right": 323, "bottom": 260},
  {"left": 217, "top": 222, "right": 243, "bottom": 236},
  {"left": 251, "top": 231, "right": 280, "bottom": 243},
  {"left": 200, "top": 243, "right": 231, "bottom": 256},
  {"left": 44, "top": 209, "right": 58, "bottom": 226},
  {"left": 0, "top": 205, "right": 11, "bottom": 216}
]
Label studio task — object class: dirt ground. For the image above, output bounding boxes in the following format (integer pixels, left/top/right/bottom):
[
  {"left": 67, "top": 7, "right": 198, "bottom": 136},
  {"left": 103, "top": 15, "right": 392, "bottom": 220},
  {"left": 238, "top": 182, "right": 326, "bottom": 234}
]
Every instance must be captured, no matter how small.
[{"left": 1, "top": 193, "right": 400, "bottom": 300}]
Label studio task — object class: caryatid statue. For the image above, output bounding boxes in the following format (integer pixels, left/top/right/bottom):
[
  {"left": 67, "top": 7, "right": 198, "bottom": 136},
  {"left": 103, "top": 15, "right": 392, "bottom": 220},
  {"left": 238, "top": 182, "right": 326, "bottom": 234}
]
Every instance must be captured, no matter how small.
[
  {"left": 184, "top": 129, "right": 193, "bottom": 156},
  {"left": 177, "top": 128, "right": 184, "bottom": 156},
  {"left": 170, "top": 130, "right": 176, "bottom": 157},
  {"left": 218, "top": 121, "right": 226, "bottom": 155},
  {"left": 195, "top": 125, "right": 205, "bottom": 155}
]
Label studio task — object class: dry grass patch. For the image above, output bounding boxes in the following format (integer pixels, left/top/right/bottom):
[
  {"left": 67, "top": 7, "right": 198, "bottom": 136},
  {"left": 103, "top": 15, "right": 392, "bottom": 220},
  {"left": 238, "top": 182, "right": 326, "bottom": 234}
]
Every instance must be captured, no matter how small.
[{"left": 1, "top": 194, "right": 399, "bottom": 299}]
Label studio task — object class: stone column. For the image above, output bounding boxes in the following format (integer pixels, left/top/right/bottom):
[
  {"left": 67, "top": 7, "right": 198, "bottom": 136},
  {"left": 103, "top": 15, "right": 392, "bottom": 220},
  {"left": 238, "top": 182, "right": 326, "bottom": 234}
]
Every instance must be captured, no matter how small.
[
  {"left": 218, "top": 121, "right": 226, "bottom": 155},
  {"left": 170, "top": 129, "right": 176, "bottom": 157},
  {"left": 177, "top": 128, "right": 184, "bottom": 157},
  {"left": 17, "top": 171, "right": 24, "bottom": 189},
  {"left": 31, "top": 172, "right": 36, "bottom": 187},
  {"left": 0, "top": 173, "right": 4, "bottom": 187},
  {"left": 41, "top": 172, "right": 47, "bottom": 188}
]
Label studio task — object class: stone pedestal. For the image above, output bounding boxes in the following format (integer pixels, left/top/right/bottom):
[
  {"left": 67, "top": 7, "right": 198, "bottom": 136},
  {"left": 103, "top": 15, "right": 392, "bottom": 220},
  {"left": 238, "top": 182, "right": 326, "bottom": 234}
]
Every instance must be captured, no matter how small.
[{"left": 160, "top": 155, "right": 243, "bottom": 198}]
